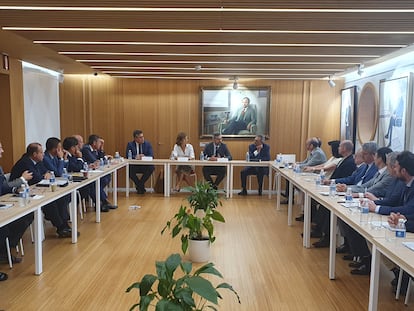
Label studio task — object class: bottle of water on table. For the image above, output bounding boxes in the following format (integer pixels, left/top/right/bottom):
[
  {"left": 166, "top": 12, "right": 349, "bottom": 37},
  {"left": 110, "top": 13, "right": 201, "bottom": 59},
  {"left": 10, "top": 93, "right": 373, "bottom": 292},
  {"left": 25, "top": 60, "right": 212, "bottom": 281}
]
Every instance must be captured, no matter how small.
[
  {"left": 246, "top": 152, "right": 250, "bottom": 162},
  {"left": 127, "top": 149, "right": 132, "bottom": 160},
  {"left": 395, "top": 218, "right": 406, "bottom": 238},
  {"left": 329, "top": 179, "right": 336, "bottom": 198}
]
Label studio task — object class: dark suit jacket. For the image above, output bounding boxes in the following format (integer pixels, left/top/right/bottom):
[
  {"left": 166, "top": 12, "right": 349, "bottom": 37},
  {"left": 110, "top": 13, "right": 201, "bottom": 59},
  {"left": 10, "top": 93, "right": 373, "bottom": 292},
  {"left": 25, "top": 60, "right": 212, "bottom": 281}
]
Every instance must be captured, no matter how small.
[
  {"left": 203, "top": 142, "right": 232, "bottom": 160},
  {"left": 67, "top": 154, "right": 84, "bottom": 172},
  {"left": 378, "top": 183, "right": 414, "bottom": 215},
  {"left": 125, "top": 140, "right": 154, "bottom": 159},
  {"left": 248, "top": 143, "right": 270, "bottom": 161},
  {"left": 330, "top": 155, "right": 356, "bottom": 180},
  {"left": 81, "top": 144, "right": 100, "bottom": 164},
  {"left": 374, "top": 179, "right": 406, "bottom": 206},
  {"left": 10, "top": 155, "right": 47, "bottom": 186},
  {"left": 405, "top": 214, "right": 414, "bottom": 232},
  {"left": 43, "top": 152, "right": 66, "bottom": 177}
]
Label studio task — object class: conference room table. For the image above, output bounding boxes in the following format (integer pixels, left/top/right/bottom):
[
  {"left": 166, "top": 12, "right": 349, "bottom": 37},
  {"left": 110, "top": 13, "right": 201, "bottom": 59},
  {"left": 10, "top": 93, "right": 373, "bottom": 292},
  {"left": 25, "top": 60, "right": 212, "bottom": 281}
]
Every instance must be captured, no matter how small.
[
  {"left": 271, "top": 163, "right": 414, "bottom": 310},
  {"left": 126, "top": 159, "right": 273, "bottom": 198},
  {"left": 0, "top": 160, "right": 126, "bottom": 275}
]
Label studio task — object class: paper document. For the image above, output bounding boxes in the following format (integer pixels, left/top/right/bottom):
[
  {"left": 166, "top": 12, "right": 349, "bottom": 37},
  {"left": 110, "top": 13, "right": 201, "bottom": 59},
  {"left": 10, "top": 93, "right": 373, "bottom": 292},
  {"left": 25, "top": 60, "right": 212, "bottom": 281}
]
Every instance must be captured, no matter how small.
[
  {"left": 402, "top": 242, "right": 414, "bottom": 252},
  {"left": 37, "top": 179, "right": 68, "bottom": 186}
]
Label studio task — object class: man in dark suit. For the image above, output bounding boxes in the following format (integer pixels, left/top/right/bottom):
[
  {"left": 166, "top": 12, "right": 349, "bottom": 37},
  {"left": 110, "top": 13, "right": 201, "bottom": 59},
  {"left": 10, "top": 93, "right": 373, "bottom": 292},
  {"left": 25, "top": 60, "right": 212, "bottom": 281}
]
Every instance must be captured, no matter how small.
[
  {"left": 82, "top": 134, "right": 116, "bottom": 211},
  {"left": 125, "top": 130, "right": 155, "bottom": 194},
  {"left": 63, "top": 136, "right": 84, "bottom": 173},
  {"left": 43, "top": 137, "right": 68, "bottom": 177},
  {"left": 238, "top": 135, "right": 270, "bottom": 196},
  {"left": 312, "top": 140, "right": 357, "bottom": 247},
  {"left": 368, "top": 151, "right": 414, "bottom": 215},
  {"left": 346, "top": 151, "right": 414, "bottom": 276},
  {"left": 10, "top": 143, "right": 76, "bottom": 238},
  {"left": 202, "top": 133, "right": 232, "bottom": 189},
  {"left": 222, "top": 97, "right": 257, "bottom": 135},
  {"left": 0, "top": 141, "right": 34, "bottom": 267}
]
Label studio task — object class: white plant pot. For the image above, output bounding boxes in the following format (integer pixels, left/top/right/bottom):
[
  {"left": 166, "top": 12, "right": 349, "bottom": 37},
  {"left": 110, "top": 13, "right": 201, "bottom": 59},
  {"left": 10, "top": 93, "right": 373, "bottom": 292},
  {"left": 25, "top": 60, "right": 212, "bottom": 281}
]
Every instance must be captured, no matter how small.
[{"left": 189, "top": 239, "right": 210, "bottom": 263}]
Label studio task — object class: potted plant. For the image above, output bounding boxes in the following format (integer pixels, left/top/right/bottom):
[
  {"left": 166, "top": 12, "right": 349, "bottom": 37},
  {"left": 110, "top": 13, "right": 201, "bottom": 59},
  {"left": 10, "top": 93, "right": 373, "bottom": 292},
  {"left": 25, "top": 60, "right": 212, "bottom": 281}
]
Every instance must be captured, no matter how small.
[
  {"left": 162, "top": 182, "right": 225, "bottom": 262},
  {"left": 126, "top": 253, "right": 240, "bottom": 310}
]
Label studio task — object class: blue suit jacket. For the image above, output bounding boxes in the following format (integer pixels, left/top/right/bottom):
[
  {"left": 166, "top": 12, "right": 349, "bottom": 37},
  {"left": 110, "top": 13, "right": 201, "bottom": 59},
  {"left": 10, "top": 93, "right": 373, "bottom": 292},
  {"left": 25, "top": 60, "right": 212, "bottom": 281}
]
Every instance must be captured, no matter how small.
[
  {"left": 67, "top": 154, "right": 84, "bottom": 172},
  {"left": 10, "top": 155, "right": 47, "bottom": 186},
  {"left": 43, "top": 152, "right": 66, "bottom": 177},
  {"left": 378, "top": 183, "right": 414, "bottom": 215},
  {"left": 335, "top": 163, "right": 378, "bottom": 185},
  {"left": 248, "top": 143, "right": 270, "bottom": 161},
  {"left": 125, "top": 140, "right": 154, "bottom": 159},
  {"left": 81, "top": 145, "right": 100, "bottom": 164}
]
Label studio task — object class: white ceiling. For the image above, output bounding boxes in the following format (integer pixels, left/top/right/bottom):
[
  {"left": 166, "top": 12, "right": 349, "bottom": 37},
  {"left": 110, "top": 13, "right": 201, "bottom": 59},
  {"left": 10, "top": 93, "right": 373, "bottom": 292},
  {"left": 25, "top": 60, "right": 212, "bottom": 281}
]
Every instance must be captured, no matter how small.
[{"left": 1, "top": 1, "right": 414, "bottom": 80}]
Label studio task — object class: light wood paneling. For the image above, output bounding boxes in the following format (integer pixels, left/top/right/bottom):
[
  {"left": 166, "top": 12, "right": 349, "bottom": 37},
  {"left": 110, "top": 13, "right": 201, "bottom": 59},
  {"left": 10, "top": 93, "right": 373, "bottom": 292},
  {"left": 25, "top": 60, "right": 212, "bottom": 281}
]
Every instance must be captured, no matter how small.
[{"left": 59, "top": 77, "right": 341, "bottom": 188}]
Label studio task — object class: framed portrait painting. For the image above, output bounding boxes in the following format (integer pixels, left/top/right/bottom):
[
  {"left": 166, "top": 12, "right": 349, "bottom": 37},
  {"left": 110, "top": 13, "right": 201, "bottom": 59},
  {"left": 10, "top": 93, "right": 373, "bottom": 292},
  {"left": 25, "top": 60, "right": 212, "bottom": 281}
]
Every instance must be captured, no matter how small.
[
  {"left": 340, "top": 86, "right": 357, "bottom": 145},
  {"left": 200, "top": 87, "right": 271, "bottom": 138},
  {"left": 378, "top": 76, "right": 409, "bottom": 150}
]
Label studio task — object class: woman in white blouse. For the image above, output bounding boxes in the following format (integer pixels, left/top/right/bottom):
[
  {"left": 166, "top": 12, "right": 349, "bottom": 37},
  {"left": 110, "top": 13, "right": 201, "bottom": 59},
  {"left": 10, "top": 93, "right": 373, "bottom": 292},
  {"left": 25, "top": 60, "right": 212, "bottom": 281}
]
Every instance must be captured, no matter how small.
[{"left": 171, "top": 132, "right": 195, "bottom": 191}]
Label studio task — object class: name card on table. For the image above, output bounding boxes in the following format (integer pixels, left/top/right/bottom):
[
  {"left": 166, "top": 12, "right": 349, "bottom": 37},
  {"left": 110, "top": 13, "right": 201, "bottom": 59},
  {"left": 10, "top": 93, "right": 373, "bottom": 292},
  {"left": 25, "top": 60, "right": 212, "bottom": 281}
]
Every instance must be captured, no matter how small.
[
  {"left": 141, "top": 156, "right": 153, "bottom": 161},
  {"left": 177, "top": 157, "right": 189, "bottom": 162},
  {"left": 217, "top": 158, "right": 229, "bottom": 162}
]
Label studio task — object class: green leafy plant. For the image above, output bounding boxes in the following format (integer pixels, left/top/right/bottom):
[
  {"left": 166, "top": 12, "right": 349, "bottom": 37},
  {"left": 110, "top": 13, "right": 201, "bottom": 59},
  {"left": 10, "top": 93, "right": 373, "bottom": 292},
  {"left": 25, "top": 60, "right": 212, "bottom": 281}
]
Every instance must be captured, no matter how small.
[
  {"left": 186, "top": 182, "right": 222, "bottom": 212},
  {"left": 161, "top": 182, "right": 225, "bottom": 254},
  {"left": 126, "top": 253, "right": 240, "bottom": 311}
]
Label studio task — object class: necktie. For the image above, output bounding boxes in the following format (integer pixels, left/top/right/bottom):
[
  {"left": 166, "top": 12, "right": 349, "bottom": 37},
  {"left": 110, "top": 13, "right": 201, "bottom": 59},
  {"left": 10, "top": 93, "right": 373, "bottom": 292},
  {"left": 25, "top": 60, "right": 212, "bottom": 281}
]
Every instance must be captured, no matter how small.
[
  {"left": 139, "top": 144, "right": 142, "bottom": 155},
  {"left": 372, "top": 171, "right": 380, "bottom": 182},
  {"left": 215, "top": 145, "right": 219, "bottom": 157},
  {"left": 403, "top": 186, "right": 410, "bottom": 204}
]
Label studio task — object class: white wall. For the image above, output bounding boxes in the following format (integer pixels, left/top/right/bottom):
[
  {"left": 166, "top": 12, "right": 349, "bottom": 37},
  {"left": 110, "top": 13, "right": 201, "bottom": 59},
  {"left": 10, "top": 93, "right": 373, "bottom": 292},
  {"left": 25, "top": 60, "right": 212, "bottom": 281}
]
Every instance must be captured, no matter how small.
[{"left": 22, "top": 63, "right": 60, "bottom": 147}]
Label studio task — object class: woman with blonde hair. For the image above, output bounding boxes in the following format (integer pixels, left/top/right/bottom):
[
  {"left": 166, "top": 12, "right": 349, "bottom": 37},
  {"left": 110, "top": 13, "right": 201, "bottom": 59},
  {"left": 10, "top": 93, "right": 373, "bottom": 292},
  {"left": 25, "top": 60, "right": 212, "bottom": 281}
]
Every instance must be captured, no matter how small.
[{"left": 171, "top": 132, "right": 195, "bottom": 192}]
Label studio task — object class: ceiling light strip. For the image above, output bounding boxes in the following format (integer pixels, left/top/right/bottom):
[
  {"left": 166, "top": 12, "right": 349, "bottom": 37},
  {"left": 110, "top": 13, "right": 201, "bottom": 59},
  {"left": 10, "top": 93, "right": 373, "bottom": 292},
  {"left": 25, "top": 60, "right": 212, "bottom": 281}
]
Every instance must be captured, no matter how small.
[
  {"left": 79, "top": 59, "right": 357, "bottom": 65},
  {"left": 5, "top": 27, "right": 414, "bottom": 35},
  {"left": 100, "top": 71, "right": 327, "bottom": 76},
  {"left": 1, "top": 6, "right": 414, "bottom": 13},
  {"left": 110, "top": 75, "right": 325, "bottom": 80},
  {"left": 33, "top": 40, "right": 406, "bottom": 48},
  {"left": 62, "top": 51, "right": 379, "bottom": 58},
  {"left": 91, "top": 66, "right": 340, "bottom": 71}
]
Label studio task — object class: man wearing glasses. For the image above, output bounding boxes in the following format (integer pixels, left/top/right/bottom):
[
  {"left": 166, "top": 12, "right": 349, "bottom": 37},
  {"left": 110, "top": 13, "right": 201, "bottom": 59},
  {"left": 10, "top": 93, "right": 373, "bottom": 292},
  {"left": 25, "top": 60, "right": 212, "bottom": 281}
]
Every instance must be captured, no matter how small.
[{"left": 202, "top": 133, "right": 232, "bottom": 190}]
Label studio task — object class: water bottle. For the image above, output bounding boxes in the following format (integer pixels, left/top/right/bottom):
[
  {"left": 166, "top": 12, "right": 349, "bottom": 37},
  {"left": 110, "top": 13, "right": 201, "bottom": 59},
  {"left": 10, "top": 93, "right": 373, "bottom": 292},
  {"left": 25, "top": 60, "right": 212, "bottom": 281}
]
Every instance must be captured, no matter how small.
[
  {"left": 200, "top": 151, "right": 204, "bottom": 161},
  {"left": 345, "top": 188, "right": 353, "bottom": 202},
  {"left": 315, "top": 175, "right": 321, "bottom": 188},
  {"left": 100, "top": 158, "right": 104, "bottom": 167},
  {"left": 83, "top": 162, "right": 89, "bottom": 172},
  {"left": 319, "top": 169, "right": 326, "bottom": 183},
  {"left": 395, "top": 218, "right": 406, "bottom": 238},
  {"left": 127, "top": 149, "right": 132, "bottom": 160},
  {"left": 49, "top": 171, "right": 56, "bottom": 184},
  {"left": 22, "top": 181, "right": 30, "bottom": 205},
  {"left": 360, "top": 199, "right": 369, "bottom": 225},
  {"left": 62, "top": 168, "right": 68, "bottom": 180},
  {"left": 329, "top": 179, "right": 336, "bottom": 198},
  {"left": 170, "top": 152, "right": 175, "bottom": 160},
  {"left": 245, "top": 151, "right": 250, "bottom": 162}
]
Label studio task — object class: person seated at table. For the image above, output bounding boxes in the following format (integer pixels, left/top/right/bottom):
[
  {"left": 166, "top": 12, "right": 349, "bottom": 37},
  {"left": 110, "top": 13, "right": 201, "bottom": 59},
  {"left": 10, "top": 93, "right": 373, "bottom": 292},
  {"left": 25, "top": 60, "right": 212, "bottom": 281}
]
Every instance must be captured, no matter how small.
[
  {"left": 125, "top": 130, "right": 155, "bottom": 194},
  {"left": 10, "top": 143, "right": 77, "bottom": 238},
  {"left": 343, "top": 150, "right": 413, "bottom": 276},
  {"left": 238, "top": 135, "right": 270, "bottom": 196},
  {"left": 81, "top": 134, "right": 117, "bottom": 212},
  {"left": 0, "top": 141, "right": 33, "bottom": 266},
  {"left": 311, "top": 140, "right": 356, "bottom": 247},
  {"left": 63, "top": 137, "right": 84, "bottom": 172},
  {"left": 43, "top": 137, "right": 68, "bottom": 177},
  {"left": 282, "top": 137, "right": 327, "bottom": 206},
  {"left": 97, "top": 138, "right": 112, "bottom": 160},
  {"left": 202, "top": 133, "right": 232, "bottom": 190},
  {"left": 303, "top": 140, "right": 342, "bottom": 177},
  {"left": 171, "top": 132, "right": 195, "bottom": 192}
]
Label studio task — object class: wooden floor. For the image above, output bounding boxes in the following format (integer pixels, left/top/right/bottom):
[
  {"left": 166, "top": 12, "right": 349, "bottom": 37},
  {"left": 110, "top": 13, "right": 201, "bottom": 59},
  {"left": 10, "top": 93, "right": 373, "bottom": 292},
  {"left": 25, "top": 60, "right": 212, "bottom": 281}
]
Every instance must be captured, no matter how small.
[{"left": 0, "top": 192, "right": 412, "bottom": 311}]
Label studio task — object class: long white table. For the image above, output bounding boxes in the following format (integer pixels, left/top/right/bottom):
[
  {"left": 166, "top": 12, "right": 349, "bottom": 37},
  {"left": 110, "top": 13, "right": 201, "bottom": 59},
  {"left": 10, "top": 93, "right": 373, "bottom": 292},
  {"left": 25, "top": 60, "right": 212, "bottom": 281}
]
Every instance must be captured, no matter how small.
[
  {"left": 0, "top": 160, "right": 126, "bottom": 275},
  {"left": 271, "top": 163, "right": 414, "bottom": 310},
  {"left": 127, "top": 158, "right": 273, "bottom": 199}
]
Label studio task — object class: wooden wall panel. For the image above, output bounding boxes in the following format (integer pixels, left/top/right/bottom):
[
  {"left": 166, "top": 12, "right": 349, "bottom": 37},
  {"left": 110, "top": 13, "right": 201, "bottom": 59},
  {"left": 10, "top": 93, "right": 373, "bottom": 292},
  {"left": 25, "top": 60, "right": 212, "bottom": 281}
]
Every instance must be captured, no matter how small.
[
  {"left": 59, "top": 76, "right": 341, "bottom": 188},
  {"left": 0, "top": 73, "right": 13, "bottom": 171}
]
